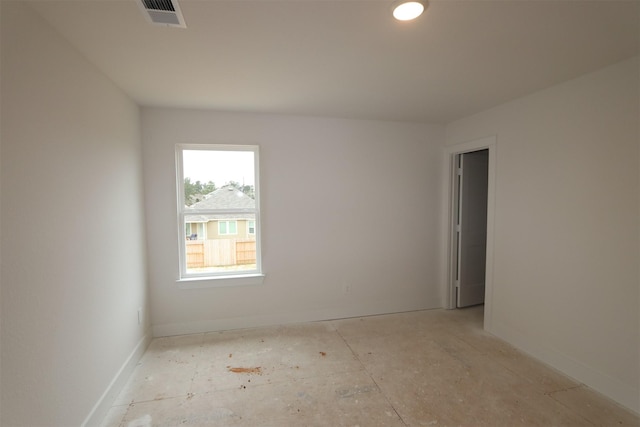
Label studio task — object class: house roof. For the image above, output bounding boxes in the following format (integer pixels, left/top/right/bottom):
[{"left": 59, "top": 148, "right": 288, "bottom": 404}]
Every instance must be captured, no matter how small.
[
  {"left": 185, "top": 186, "right": 255, "bottom": 223},
  {"left": 189, "top": 186, "right": 255, "bottom": 210}
]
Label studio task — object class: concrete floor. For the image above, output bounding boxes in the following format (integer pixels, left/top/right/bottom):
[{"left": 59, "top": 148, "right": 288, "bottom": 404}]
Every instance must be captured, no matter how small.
[{"left": 101, "top": 306, "right": 639, "bottom": 426}]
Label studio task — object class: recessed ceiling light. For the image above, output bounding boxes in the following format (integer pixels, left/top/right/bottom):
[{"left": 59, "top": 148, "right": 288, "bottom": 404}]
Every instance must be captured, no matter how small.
[{"left": 392, "top": 1, "right": 425, "bottom": 21}]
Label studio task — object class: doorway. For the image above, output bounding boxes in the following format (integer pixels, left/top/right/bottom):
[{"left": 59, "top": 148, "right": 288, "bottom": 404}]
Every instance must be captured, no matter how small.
[
  {"left": 445, "top": 136, "right": 496, "bottom": 329},
  {"left": 454, "top": 149, "right": 488, "bottom": 307}
]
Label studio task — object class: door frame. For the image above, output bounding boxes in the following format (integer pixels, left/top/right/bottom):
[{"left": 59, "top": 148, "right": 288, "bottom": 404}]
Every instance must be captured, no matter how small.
[{"left": 443, "top": 136, "right": 496, "bottom": 331}]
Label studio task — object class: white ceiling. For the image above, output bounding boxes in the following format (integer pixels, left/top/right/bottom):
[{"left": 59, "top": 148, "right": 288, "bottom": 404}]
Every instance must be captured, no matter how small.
[{"left": 29, "top": 0, "right": 639, "bottom": 123}]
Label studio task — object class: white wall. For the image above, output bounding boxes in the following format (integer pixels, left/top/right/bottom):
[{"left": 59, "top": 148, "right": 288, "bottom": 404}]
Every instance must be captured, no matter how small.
[
  {"left": 1, "top": 3, "right": 149, "bottom": 426},
  {"left": 142, "top": 108, "right": 444, "bottom": 336},
  {"left": 446, "top": 57, "right": 640, "bottom": 412}
]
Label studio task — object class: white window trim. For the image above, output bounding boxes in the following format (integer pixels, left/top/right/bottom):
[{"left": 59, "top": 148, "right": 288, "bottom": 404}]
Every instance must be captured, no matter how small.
[
  {"left": 176, "top": 144, "right": 263, "bottom": 284},
  {"left": 178, "top": 274, "right": 265, "bottom": 289}
]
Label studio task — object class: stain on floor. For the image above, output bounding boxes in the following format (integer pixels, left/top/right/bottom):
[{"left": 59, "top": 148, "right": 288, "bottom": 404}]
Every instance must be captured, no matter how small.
[{"left": 228, "top": 367, "right": 262, "bottom": 374}]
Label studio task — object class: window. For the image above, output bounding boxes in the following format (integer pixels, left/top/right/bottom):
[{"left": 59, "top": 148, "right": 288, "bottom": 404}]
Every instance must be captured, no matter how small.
[
  {"left": 176, "top": 145, "right": 262, "bottom": 282},
  {"left": 218, "top": 220, "right": 238, "bottom": 235}
]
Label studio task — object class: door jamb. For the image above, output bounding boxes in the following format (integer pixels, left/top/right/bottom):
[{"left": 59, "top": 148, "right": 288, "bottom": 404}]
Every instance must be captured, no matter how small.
[{"left": 443, "top": 136, "right": 496, "bottom": 331}]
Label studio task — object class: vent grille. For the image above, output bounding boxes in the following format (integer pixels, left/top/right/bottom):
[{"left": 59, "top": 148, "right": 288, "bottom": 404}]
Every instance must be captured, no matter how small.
[
  {"left": 142, "top": 0, "right": 175, "bottom": 12},
  {"left": 139, "top": 0, "right": 186, "bottom": 28}
]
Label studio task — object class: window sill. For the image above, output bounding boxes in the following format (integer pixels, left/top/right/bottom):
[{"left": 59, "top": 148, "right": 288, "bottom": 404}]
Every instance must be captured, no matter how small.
[{"left": 177, "top": 273, "right": 265, "bottom": 289}]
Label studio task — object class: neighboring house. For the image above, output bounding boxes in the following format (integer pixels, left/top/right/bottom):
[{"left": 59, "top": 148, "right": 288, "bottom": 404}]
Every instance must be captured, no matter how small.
[{"left": 185, "top": 185, "right": 256, "bottom": 241}]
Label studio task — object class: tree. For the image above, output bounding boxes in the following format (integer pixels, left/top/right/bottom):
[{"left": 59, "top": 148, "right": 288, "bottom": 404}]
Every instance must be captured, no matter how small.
[
  {"left": 184, "top": 178, "right": 216, "bottom": 205},
  {"left": 202, "top": 181, "right": 216, "bottom": 194}
]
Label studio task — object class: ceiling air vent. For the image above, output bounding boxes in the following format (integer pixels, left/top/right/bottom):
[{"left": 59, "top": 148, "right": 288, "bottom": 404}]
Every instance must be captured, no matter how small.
[{"left": 139, "top": 0, "right": 186, "bottom": 28}]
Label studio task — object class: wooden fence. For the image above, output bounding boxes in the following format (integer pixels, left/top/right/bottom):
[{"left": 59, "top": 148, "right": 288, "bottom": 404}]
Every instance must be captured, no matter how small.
[
  {"left": 186, "top": 241, "right": 205, "bottom": 268},
  {"left": 186, "top": 239, "right": 256, "bottom": 268}
]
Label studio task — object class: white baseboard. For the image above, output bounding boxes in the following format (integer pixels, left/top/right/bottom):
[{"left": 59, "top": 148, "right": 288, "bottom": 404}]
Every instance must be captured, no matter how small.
[
  {"left": 152, "top": 301, "right": 440, "bottom": 337},
  {"left": 81, "top": 332, "right": 152, "bottom": 427},
  {"left": 490, "top": 322, "right": 639, "bottom": 415}
]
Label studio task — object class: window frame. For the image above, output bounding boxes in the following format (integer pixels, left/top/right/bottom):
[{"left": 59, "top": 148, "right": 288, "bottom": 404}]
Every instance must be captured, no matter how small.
[
  {"left": 175, "top": 144, "right": 263, "bottom": 285},
  {"left": 218, "top": 220, "right": 238, "bottom": 236}
]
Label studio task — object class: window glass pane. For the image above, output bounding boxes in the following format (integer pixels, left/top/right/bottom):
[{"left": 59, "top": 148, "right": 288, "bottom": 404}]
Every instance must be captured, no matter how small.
[
  {"left": 180, "top": 147, "right": 259, "bottom": 277},
  {"left": 183, "top": 150, "right": 254, "bottom": 206}
]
